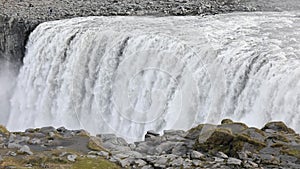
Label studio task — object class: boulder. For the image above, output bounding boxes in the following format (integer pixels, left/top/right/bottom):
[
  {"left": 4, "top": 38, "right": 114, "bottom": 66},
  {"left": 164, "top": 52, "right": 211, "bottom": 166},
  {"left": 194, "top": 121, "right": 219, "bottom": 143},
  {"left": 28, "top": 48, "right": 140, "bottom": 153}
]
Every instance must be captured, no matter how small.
[
  {"left": 262, "top": 121, "right": 295, "bottom": 134},
  {"left": 87, "top": 136, "right": 107, "bottom": 152}
]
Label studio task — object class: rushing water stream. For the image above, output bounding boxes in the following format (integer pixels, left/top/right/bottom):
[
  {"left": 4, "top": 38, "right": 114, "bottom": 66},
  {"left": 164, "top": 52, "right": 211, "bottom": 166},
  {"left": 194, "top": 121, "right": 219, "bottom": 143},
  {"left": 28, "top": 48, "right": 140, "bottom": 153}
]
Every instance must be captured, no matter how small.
[{"left": 6, "top": 12, "right": 300, "bottom": 141}]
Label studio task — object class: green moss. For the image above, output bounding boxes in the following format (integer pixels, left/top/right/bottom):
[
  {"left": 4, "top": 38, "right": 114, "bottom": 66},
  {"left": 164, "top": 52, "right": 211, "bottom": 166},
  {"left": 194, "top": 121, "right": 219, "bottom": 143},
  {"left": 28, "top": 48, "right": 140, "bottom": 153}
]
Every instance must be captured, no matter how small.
[
  {"left": 267, "top": 134, "right": 290, "bottom": 143},
  {"left": 262, "top": 121, "right": 295, "bottom": 134},
  {"left": 87, "top": 137, "right": 107, "bottom": 152},
  {"left": 72, "top": 157, "right": 120, "bottom": 169},
  {"left": 0, "top": 125, "right": 9, "bottom": 135},
  {"left": 281, "top": 149, "right": 300, "bottom": 159}
]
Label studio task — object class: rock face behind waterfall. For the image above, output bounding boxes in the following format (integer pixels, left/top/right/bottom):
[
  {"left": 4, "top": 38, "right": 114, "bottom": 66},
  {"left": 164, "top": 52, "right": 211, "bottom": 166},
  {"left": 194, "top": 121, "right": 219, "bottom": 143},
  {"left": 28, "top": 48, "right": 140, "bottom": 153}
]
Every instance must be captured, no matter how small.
[{"left": 1, "top": 120, "right": 300, "bottom": 168}]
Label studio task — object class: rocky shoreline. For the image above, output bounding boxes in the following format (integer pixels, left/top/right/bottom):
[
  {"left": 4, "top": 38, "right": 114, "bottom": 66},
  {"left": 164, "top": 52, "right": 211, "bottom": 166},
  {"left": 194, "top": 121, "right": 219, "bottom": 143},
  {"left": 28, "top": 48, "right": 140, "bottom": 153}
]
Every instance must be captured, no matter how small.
[{"left": 0, "top": 119, "right": 300, "bottom": 168}]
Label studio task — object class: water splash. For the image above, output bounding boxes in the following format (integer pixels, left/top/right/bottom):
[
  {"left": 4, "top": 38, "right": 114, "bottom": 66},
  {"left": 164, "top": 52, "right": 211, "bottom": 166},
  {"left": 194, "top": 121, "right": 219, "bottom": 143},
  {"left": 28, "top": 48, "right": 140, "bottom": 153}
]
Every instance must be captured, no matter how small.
[{"left": 7, "top": 12, "right": 300, "bottom": 141}]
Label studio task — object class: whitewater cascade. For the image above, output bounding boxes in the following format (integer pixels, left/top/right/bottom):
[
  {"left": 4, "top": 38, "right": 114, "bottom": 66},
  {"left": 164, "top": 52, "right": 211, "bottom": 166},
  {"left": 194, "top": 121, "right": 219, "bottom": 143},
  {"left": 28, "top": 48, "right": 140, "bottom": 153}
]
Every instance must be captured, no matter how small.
[{"left": 7, "top": 12, "right": 300, "bottom": 141}]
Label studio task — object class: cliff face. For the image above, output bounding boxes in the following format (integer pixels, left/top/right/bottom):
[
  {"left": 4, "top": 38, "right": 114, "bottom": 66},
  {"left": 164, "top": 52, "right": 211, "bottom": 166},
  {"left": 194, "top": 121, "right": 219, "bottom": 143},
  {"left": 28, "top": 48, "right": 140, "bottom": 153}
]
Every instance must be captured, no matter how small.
[{"left": 0, "top": 15, "right": 38, "bottom": 67}]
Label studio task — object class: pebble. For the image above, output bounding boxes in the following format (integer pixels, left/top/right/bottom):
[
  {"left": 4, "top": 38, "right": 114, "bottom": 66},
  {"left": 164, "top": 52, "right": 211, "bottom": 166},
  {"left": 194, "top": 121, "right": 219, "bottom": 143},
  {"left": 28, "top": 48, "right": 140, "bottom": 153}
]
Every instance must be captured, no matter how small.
[{"left": 67, "top": 154, "right": 77, "bottom": 162}]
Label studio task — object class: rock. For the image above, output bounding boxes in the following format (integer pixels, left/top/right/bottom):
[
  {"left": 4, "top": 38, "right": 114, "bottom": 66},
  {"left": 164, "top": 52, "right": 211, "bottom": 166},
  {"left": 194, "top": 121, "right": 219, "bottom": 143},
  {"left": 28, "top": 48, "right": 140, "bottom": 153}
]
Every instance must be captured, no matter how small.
[
  {"left": 118, "top": 158, "right": 131, "bottom": 168},
  {"left": 28, "top": 138, "right": 41, "bottom": 145},
  {"left": 227, "top": 157, "right": 242, "bottom": 165},
  {"left": 171, "top": 157, "right": 184, "bottom": 167},
  {"left": 194, "top": 127, "right": 234, "bottom": 153},
  {"left": 218, "top": 122, "right": 248, "bottom": 134},
  {"left": 0, "top": 125, "right": 9, "bottom": 135},
  {"left": 155, "top": 141, "right": 177, "bottom": 154},
  {"left": 0, "top": 155, "right": 2, "bottom": 161},
  {"left": 186, "top": 124, "right": 217, "bottom": 140},
  {"left": 18, "top": 145, "right": 33, "bottom": 155},
  {"left": 7, "top": 142, "right": 22, "bottom": 149},
  {"left": 135, "top": 159, "right": 147, "bottom": 167},
  {"left": 67, "top": 154, "right": 77, "bottom": 162},
  {"left": 190, "top": 150, "right": 205, "bottom": 159},
  {"left": 221, "top": 119, "right": 233, "bottom": 124},
  {"left": 262, "top": 121, "right": 295, "bottom": 134},
  {"left": 247, "top": 160, "right": 259, "bottom": 168},
  {"left": 8, "top": 151, "right": 17, "bottom": 156},
  {"left": 145, "top": 130, "right": 160, "bottom": 140},
  {"left": 40, "top": 126, "right": 56, "bottom": 134},
  {"left": 49, "top": 132, "right": 55, "bottom": 138},
  {"left": 214, "top": 157, "right": 224, "bottom": 162},
  {"left": 87, "top": 136, "right": 107, "bottom": 151},
  {"left": 260, "top": 154, "right": 280, "bottom": 165},
  {"left": 56, "top": 127, "right": 67, "bottom": 133},
  {"left": 87, "top": 155, "right": 97, "bottom": 158},
  {"left": 216, "top": 151, "right": 228, "bottom": 159}
]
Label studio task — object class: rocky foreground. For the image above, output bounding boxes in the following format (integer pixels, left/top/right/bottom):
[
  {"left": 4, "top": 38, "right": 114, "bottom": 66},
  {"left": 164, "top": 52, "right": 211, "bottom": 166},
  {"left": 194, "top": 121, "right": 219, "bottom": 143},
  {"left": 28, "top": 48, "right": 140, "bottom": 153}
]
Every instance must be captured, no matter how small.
[{"left": 0, "top": 119, "right": 300, "bottom": 168}]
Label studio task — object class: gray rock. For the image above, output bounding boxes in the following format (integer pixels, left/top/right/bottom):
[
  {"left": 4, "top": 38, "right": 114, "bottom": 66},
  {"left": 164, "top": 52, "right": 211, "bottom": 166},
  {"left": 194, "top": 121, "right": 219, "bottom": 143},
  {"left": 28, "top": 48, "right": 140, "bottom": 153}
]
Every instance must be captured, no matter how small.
[
  {"left": 227, "top": 157, "right": 242, "bottom": 165},
  {"left": 49, "top": 132, "right": 55, "bottom": 138},
  {"left": 214, "top": 157, "right": 224, "bottom": 162},
  {"left": 171, "top": 157, "right": 184, "bottom": 167},
  {"left": 18, "top": 145, "right": 33, "bottom": 155},
  {"left": 7, "top": 142, "right": 22, "bottom": 149},
  {"left": 135, "top": 159, "right": 147, "bottom": 167},
  {"left": 40, "top": 126, "right": 56, "bottom": 134},
  {"left": 192, "top": 159, "right": 201, "bottom": 166},
  {"left": 7, "top": 151, "right": 17, "bottom": 156},
  {"left": 216, "top": 151, "right": 228, "bottom": 159},
  {"left": 145, "top": 130, "right": 160, "bottom": 141},
  {"left": 67, "top": 154, "right": 77, "bottom": 162},
  {"left": 247, "top": 160, "right": 259, "bottom": 168},
  {"left": 87, "top": 155, "right": 97, "bottom": 158},
  {"left": 118, "top": 158, "right": 131, "bottom": 168},
  {"left": 29, "top": 138, "right": 41, "bottom": 145},
  {"left": 190, "top": 150, "right": 205, "bottom": 159}
]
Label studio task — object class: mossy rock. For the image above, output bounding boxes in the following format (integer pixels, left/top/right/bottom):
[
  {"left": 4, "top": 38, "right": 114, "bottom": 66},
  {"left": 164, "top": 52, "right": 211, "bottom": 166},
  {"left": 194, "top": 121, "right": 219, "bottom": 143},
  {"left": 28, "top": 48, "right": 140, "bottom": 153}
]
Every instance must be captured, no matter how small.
[
  {"left": 221, "top": 119, "right": 234, "bottom": 124},
  {"left": 267, "top": 134, "right": 290, "bottom": 143},
  {"left": 281, "top": 148, "right": 300, "bottom": 159},
  {"left": 241, "top": 127, "right": 266, "bottom": 142},
  {"left": 186, "top": 124, "right": 216, "bottom": 140},
  {"left": 87, "top": 136, "right": 107, "bottom": 152},
  {"left": 218, "top": 122, "right": 248, "bottom": 134},
  {"left": 262, "top": 121, "right": 295, "bottom": 134},
  {"left": 194, "top": 128, "right": 234, "bottom": 153},
  {"left": 72, "top": 157, "right": 120, "bottom": 169},
  {"left": 0, "top": 125, "right": 9, "bottom": 135}
]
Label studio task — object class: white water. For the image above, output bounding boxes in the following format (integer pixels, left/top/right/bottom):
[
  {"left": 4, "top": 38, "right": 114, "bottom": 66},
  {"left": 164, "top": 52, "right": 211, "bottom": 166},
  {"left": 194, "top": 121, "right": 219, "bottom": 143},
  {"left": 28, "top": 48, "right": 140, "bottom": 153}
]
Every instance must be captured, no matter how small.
[{"left": 7, "top": 12, "right": 300, "bottom": 141}]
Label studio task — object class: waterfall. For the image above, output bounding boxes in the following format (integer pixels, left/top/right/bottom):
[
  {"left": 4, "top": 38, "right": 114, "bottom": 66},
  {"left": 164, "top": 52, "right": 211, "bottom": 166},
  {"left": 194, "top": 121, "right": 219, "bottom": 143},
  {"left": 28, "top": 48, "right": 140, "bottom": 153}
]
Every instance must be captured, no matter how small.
[{"left": 7, "top": 12, "right": 300, "bottom": 141}]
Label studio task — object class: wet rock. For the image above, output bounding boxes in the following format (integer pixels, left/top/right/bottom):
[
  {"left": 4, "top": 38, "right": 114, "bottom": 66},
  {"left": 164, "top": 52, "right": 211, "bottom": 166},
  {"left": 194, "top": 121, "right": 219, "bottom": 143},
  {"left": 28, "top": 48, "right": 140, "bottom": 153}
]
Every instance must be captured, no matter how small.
[{"left": 145, "top": 130, "right": 160, "bottom": 140}]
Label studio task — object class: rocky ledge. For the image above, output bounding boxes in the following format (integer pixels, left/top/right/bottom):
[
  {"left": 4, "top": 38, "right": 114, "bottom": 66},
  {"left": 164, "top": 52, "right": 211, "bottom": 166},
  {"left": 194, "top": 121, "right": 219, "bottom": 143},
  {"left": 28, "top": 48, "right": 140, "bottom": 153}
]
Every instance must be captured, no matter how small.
[{"left": 0, "top": 119, "right": 300, "bottom": 168}]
